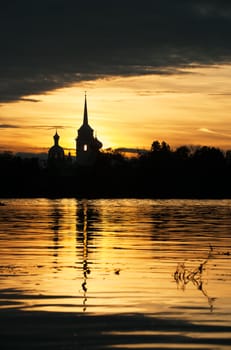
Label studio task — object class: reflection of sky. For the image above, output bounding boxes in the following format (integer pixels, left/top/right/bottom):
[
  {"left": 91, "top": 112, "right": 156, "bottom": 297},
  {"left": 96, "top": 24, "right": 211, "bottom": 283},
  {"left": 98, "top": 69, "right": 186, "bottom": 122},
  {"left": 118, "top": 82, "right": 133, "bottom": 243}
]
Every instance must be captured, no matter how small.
[{"left": 0, "top": 199, "right": 231, "bottom": 319}]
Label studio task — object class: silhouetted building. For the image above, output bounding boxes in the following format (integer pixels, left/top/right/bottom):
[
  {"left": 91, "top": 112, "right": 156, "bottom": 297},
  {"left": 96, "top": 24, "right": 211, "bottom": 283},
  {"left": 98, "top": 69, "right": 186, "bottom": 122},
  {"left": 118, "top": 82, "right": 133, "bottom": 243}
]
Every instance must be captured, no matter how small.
[
  {"left": 76, "top": 94, "right": 102, "bottom": 166},
  {"left": 48, "top": 131, "right": 65, "bottom": 166}
]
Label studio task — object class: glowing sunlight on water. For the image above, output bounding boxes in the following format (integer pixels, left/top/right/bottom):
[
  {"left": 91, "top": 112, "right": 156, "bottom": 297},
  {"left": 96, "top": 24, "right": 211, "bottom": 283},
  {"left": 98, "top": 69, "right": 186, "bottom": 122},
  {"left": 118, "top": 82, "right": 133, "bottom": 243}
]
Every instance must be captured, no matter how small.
[{"left": 0, "top": 198, "right": 231, "bottom": 348}]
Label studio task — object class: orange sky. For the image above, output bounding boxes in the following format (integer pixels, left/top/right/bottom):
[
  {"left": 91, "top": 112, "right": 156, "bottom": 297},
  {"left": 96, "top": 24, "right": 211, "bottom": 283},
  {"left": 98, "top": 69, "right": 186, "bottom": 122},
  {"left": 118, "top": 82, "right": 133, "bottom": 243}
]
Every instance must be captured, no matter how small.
[{"left": 1, "top": 64, "right": 231, "bottom": 155}]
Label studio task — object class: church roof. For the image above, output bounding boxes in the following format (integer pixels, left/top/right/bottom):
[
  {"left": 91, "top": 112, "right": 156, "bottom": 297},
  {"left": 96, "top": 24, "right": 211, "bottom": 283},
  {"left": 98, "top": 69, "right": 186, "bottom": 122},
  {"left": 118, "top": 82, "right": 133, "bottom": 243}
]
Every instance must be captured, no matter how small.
[{"left": 48, "top": 130, "right": 64, "bottom": 159}]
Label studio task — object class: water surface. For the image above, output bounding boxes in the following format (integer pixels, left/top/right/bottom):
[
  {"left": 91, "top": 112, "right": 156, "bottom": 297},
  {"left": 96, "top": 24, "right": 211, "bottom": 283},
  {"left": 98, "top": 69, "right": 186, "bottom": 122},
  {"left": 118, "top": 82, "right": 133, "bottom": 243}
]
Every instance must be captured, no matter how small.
[{"left": 0, "top": 198, "right": 231, "bottom": 348}]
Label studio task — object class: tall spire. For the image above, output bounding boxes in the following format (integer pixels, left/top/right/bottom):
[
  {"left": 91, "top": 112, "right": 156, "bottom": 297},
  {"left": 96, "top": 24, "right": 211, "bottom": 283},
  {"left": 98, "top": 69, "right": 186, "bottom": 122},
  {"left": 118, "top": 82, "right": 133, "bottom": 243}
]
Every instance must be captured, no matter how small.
[{"left": 83, "top": 92, "right": 88, "bottom": 125}]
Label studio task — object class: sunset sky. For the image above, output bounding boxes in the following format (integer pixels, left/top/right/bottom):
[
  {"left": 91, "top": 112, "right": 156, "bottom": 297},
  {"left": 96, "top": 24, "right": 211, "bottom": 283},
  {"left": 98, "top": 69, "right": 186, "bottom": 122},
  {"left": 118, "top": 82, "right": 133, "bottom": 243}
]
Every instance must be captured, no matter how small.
[{"left": 1, "top": 1, "right": 231, "bottom": 155}]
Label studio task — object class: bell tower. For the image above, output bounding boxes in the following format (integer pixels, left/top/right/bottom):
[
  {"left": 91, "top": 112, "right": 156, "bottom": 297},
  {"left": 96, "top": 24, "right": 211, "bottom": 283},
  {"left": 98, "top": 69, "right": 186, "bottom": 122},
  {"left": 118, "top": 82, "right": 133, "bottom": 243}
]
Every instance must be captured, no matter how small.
[{"left": 76, "top": 94, "right": 102, "bottom": 166}]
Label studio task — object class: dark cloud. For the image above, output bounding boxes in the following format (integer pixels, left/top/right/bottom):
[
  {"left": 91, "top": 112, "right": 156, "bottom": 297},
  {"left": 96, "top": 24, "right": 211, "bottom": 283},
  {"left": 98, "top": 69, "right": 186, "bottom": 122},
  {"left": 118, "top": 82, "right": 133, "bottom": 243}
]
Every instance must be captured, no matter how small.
[
  {"left": 1, "top": 0, "right": 231, "bottom": 102},
  {"left": 0, "top": 124, "right": 20, "bottom": 129},
  {"left": 19, "top": 98, "right": 41, "bottom": 103},
  {"left": 115, "top": 147, "right": 148, "bottom": 154},
  {"left": 0, "top": 123, "right": 68, "bottom": 129},
  {"left": 32, "top": 125, "right": 68, "bottom": 130}
]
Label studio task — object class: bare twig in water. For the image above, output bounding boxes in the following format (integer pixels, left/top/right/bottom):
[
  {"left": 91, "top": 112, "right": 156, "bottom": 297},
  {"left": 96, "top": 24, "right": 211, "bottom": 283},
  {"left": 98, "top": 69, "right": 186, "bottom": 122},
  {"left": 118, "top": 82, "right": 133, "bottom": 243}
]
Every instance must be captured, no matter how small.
[{"left": 174, "top": 245, "right": 216, "bottom": 312}]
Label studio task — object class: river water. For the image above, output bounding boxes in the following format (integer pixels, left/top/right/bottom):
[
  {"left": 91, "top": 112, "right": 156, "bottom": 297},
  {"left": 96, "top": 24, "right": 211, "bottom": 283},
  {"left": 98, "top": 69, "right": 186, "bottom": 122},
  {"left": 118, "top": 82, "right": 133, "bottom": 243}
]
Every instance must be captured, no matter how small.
[{"left": 0, "top": 198, "right": 231, "bottom": 348}]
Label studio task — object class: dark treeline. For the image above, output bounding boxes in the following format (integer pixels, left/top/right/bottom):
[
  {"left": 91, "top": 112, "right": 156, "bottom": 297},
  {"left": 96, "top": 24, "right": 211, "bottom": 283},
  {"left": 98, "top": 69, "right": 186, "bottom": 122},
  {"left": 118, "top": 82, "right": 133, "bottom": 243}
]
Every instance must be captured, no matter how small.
[{"left": 1, "top": 141, "right": 231, "bottom": 198}]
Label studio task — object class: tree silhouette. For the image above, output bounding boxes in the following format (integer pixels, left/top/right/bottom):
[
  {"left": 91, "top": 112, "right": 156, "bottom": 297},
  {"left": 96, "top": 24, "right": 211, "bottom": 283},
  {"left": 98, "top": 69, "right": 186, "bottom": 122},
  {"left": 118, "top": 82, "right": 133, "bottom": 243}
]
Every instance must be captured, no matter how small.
[{"left": 0, "top": 140, "right": 231, "bottom": 198}]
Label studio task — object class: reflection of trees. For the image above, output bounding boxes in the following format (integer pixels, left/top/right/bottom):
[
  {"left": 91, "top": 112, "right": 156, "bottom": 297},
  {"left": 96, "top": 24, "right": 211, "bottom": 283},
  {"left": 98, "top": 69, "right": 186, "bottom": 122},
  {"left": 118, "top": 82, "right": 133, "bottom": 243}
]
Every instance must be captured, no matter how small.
[
  {"left": 50, "top": 202, "right": 63, "bottom": 269},
  {"left": 150, "top": 207, "right": 172, "bottom": 233},
  {"left": 174, "top": 247, "right": 216, "bottom": 311}
]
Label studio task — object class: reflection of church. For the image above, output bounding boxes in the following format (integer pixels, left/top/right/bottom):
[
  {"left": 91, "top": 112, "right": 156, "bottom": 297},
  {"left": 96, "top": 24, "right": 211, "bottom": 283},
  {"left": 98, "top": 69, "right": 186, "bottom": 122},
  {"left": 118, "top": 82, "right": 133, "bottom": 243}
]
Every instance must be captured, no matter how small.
[{"left": 48, "top": 94, "right": 103, "bottom": 166}]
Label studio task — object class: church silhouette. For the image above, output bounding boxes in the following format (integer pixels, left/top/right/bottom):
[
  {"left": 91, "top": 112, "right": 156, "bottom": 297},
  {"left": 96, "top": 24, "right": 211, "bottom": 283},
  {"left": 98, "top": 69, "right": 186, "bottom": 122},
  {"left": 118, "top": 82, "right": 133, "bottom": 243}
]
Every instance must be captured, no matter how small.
[{"left": 48, "top": 94, "right": 102, "bottom": 166}]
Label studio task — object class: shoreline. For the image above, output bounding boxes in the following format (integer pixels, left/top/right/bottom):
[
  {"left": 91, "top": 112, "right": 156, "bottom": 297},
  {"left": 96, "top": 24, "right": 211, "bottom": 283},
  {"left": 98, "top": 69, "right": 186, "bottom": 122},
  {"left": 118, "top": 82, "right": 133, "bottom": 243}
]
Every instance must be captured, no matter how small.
[{"left": 1, "top": 163, "right": 231, "bottom": 199}]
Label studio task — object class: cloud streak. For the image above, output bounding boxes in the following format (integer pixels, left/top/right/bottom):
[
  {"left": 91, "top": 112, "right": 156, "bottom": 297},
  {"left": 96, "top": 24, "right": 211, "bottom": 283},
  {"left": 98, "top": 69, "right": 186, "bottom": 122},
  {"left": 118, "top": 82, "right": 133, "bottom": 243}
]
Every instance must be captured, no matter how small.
[
  {"left": 0, "top": 124, "right": 69, "bottom": 130},
  {"left": 199, "top": 127, "right": 231, "bottom": 140},
  {"left": 0, "top": 124, "right": 20, "bottom": 129},
  {"left": 1, "top": 0, "right": 231, "bottom": 102},
  {"left": 199, "top": 128, "right": 215, "bottom": 134}
]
